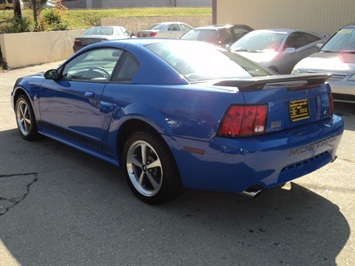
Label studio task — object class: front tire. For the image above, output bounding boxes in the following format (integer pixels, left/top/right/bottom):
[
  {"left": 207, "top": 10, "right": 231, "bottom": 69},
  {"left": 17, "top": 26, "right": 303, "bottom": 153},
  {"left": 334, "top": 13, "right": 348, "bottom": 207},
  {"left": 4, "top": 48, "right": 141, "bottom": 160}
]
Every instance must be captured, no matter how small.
[
  {"left": 123, "top": 131, "right": 183, "bottom": 204},
  {"left": 15, "top": 95, "right": 39, "bottom": 140}
]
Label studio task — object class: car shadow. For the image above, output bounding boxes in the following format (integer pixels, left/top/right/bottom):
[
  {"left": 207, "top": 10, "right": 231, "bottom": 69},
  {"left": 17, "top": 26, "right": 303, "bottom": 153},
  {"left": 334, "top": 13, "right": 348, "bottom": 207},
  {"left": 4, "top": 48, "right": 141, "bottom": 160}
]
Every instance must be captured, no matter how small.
[{"left": 0, "top": 128, "right": 350, "bottom": 265}]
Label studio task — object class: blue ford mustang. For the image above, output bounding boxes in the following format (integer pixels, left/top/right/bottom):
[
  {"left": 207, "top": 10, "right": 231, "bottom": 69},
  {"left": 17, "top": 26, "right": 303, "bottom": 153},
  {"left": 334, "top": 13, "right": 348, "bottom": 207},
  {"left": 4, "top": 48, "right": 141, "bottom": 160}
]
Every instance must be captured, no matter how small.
[{"left": 11, "top": 39, "right": 344, "bottom": 203}]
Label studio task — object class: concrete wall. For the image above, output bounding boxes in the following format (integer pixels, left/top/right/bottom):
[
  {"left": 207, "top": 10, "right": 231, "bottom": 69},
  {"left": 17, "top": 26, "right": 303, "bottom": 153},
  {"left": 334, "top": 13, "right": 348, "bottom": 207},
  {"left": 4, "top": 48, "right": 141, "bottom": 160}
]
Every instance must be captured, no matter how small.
[
  {"left": 0, "top": 30, "right": 85, "bottom": 69},
  {"left": 215, "top": 0, "right": 355, "bottom": 35},
  {"left": 0, "top": 16, "right": 211, "bottom": 69}
]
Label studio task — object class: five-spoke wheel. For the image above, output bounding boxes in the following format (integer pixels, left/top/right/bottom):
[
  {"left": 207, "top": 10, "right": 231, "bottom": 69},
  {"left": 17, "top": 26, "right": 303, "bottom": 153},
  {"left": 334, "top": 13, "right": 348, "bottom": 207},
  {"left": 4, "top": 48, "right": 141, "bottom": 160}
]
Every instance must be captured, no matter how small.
[
  {"left": 123, "top": 131, "right": 182, "bottom": 204},
  {"left": 15, "top": 95, "right": 39, "bottom": 140}
]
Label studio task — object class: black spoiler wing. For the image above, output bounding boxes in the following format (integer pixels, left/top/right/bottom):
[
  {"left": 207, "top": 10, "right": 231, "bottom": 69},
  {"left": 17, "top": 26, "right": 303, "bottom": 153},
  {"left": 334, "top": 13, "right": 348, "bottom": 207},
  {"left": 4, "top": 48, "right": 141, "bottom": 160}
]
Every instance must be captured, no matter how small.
[{"left": 213, "top": 74, "right": 331, "bottom": 92}]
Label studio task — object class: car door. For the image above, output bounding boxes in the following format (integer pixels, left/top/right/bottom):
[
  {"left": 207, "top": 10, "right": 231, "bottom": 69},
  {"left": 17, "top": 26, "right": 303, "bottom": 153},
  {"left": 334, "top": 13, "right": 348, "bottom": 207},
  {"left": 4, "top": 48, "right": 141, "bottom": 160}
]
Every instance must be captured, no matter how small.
[
  {"left": 280, "top": 32, "right": 321, "bottom": 73},
  {"left": 38, "top": 48, "right": 123, "bottom": 152}
]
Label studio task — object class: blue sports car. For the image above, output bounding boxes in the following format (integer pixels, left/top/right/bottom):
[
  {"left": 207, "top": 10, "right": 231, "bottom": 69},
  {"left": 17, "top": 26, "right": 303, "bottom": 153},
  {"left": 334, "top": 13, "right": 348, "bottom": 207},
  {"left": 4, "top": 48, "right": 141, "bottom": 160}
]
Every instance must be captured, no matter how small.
[{"left": 11, "top": 39, "right": 344, "bottom": 204}]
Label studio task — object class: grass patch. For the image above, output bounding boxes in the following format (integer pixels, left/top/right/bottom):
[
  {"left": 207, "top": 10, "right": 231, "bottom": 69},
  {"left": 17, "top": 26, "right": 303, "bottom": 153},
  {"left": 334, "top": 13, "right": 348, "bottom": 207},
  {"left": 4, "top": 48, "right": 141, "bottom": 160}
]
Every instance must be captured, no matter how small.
[{"left": 0, "top": 7, "right": 212, "bottom": 31}]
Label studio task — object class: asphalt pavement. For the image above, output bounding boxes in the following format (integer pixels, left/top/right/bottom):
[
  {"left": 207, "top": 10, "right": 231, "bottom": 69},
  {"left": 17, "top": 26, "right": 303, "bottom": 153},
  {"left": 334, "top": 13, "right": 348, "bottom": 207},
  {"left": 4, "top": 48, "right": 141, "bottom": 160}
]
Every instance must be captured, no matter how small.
[{"left": 0, "top": 62, "right": 354, "bottom": 266}]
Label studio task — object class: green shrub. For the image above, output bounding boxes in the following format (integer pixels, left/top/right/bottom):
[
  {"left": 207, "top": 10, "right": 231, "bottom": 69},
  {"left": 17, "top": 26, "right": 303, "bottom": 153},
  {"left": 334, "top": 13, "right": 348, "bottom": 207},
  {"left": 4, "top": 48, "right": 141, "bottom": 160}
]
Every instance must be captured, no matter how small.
[
  {"left": 1, "top": 16, "right": 33, "bottom": 33},
  {"left": 42, "top": 8, "right": 69, "bottom": 31}
]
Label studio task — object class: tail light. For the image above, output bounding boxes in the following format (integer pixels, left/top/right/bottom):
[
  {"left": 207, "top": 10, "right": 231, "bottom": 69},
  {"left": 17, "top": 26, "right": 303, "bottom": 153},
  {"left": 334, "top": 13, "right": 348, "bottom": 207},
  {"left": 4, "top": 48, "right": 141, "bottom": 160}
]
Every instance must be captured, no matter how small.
[
  {"left": 328, "top": 93, "right": 334, "bottom": 115},
  {"left": 218, "top": 104, "right": 268, "bottom": 137},
  {"left": 74, "top": 39, "right": 81, "bottom": 45},
  {"left": 149, "top": 32, "right": 158, "bottom": 37}
]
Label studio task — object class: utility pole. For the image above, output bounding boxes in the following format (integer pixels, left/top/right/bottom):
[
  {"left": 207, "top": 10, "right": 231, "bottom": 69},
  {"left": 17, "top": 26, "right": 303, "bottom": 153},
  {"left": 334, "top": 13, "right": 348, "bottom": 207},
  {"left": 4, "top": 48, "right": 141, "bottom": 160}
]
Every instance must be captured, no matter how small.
[{"left": 13, "top": 0, "right": 23, "bottom": 19}]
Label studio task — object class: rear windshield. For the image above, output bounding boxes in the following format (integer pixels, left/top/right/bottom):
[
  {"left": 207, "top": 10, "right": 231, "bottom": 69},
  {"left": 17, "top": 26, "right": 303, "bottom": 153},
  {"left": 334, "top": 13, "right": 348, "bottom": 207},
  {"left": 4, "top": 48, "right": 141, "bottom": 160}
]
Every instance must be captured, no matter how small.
[
  {"left": 146, "top": 42, "right": 274, "bottom": 82},
  {"left": 181, "top": 29, "right": 216, "bottom": 42},
  {"left": 84, "top": 27, "right": 114, "bottom": 36}
]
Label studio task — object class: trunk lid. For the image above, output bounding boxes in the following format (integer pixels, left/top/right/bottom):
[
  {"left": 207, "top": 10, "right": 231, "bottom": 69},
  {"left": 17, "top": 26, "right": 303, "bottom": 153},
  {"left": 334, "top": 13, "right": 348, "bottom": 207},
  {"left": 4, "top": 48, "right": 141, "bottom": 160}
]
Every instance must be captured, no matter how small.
[{"left": 214, "top": 74, "right": 333, "bottom": 133}]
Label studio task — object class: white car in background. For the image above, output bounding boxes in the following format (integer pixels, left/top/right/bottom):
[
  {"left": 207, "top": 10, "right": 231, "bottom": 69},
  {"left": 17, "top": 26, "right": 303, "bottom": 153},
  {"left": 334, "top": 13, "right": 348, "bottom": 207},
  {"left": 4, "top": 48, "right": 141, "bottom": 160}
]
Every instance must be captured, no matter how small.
[
  {"left": 293, "top": 24, "right": 355, "bottom": 103},
  {"left": 136, "top": 22, "right": 193, "bottom": 39}
]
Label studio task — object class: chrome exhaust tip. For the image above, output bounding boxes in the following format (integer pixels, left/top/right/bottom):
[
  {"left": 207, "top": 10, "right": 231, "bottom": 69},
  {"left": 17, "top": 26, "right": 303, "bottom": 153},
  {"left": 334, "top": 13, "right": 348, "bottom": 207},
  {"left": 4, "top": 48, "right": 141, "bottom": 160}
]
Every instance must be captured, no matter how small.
[{"left": 241, "top": 186, "right": 262, "bottom": 198}]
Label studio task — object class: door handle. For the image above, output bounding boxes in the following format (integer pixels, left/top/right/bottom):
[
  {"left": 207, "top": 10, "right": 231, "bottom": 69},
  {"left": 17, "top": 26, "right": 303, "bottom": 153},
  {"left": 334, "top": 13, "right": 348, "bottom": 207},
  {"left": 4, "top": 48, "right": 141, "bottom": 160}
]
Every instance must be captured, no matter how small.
[{"left": 84, "top": 91, "right": 95, "bottom": 98}]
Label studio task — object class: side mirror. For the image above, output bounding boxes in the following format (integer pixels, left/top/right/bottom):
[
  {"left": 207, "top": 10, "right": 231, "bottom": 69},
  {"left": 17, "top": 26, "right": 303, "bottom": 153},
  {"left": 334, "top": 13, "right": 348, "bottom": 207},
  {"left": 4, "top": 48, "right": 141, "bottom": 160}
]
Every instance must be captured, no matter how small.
[
  {"left": 44, "top": 69, "right": 59, "bottom": 80},
  {"left": 283, "top": 47, "right": 296, "bottom": 54}
]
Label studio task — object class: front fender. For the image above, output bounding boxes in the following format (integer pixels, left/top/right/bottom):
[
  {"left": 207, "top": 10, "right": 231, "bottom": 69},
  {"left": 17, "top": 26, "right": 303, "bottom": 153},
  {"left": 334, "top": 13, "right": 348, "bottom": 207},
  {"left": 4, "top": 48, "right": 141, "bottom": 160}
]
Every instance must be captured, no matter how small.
[{"left": 11, "top": 75, "right": 44, "bottom": 121}]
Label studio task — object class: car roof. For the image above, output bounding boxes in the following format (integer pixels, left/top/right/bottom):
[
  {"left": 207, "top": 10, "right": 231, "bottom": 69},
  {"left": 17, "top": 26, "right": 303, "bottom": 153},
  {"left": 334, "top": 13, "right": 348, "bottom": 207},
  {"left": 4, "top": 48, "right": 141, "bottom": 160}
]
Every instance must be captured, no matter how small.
[
  {"left": 192, "top": 24, "right": 251, "bottom": 30},
  {"left": 341, "top": 23, "right": 355, "bottom": 29},
  {"left": 83, "top": 38, "right": 206, "bottom": 51}
]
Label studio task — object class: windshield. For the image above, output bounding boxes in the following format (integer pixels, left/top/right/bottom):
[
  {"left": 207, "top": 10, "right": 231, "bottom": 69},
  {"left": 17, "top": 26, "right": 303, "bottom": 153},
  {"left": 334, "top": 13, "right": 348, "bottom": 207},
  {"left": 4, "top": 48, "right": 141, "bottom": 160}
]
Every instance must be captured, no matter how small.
[
  {"left": 146, "top": 42, "right": 274, "bottom": 82},
  {"left": 230, "top": 31, "right": 286, "bottom": 52},
  {"left": 321, "top": 28, "right": 355, "bottom": 53},
  {"left": 181, "top": 29, "right": 216, "bottom": 42}
]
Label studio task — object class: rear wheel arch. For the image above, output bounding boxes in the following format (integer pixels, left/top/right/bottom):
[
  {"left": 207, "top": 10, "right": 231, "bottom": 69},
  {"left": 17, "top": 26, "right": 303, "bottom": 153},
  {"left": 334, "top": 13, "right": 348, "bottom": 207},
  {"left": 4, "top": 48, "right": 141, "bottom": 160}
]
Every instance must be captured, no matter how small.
[{"left": 117, "top": 119, "right": 171, "bottom": 161}]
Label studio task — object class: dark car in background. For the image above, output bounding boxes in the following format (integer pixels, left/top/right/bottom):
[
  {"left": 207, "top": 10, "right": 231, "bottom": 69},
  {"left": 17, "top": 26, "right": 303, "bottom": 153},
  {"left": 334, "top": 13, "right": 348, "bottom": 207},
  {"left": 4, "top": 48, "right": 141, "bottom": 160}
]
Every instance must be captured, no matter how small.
[
  {"left": 230, "top": 28, "right": 329, "bottom": 74},
  {"left": 180, "top": 24, "right": 253, "bottom": 47},
  {"left": 73, "top": 26, "right": 135, "bottom": 52},
  {"left": 293, "top": 23, "right": 355, "bottom": 103}
]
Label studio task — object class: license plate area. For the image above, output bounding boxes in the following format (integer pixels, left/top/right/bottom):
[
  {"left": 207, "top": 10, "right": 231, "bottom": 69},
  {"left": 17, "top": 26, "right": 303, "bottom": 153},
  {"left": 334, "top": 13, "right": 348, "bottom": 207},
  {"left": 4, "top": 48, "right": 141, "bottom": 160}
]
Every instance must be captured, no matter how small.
[{"left": 289, "top": 99, "right": 310, "bottom": 122}]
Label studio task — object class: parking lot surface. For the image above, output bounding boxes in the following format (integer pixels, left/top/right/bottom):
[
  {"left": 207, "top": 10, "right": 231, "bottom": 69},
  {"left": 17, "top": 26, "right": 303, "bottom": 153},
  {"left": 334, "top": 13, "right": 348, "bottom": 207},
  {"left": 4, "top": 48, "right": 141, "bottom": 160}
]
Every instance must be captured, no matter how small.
[{"left": 1, "top": 62, "right": 354, "bottom": 265}]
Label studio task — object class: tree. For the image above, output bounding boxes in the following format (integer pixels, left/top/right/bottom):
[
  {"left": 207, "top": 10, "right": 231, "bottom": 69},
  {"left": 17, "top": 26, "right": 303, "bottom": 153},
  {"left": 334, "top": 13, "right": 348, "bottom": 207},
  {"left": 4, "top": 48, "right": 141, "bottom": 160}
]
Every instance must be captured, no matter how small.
[{"left": 28, "top": 0, "right": 48, "bottom": 31}]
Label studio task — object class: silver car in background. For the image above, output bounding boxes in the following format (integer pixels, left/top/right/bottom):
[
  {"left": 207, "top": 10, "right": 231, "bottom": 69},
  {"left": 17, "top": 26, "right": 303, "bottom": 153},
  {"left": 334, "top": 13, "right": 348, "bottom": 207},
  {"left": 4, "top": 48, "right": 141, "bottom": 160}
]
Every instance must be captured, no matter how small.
[
  {"left": 230, "top": 28, "right": 329, "bottom": 74},
  {"left": 73, "top": 26, "right": 135, "bottom": 52},
  {"left": 136, "top": 22, "right": 192, "bottom": 39},
  {"left": 293, "top": 23, "right": 355, "bottom": 103}
]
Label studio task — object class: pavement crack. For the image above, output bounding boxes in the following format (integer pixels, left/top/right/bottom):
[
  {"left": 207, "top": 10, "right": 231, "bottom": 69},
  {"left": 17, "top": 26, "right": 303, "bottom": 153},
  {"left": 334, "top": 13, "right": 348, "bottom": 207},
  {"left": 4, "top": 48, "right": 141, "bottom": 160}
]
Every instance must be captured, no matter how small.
[{"left": 0, "top": 173, "right": 38, "bottom": 216}]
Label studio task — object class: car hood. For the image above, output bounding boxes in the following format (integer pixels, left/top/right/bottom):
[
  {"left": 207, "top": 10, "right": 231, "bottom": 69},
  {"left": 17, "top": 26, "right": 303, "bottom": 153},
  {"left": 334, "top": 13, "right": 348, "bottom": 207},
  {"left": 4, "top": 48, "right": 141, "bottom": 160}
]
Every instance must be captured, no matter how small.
[{"left": 294, "top": 52, "right": 355, "bottom": 74}]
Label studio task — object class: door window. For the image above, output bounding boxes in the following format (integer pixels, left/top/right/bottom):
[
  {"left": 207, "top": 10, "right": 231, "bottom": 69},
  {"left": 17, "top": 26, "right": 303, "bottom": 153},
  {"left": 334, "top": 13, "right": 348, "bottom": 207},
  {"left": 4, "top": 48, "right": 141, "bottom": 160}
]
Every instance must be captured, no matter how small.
[{"left": 62, "top": 48, "right": 123, "bottom": 81}]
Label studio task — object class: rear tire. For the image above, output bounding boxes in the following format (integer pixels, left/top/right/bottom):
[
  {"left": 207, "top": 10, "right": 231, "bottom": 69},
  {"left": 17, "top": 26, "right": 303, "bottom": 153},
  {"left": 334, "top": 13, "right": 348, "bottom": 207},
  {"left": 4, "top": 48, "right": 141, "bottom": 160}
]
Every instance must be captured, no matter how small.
[
  {"left": 123, "top": 131, "right": 183, "bottom": 204},
  {"left": 15, "top": 95, "right": 39, "bottom": 140}
]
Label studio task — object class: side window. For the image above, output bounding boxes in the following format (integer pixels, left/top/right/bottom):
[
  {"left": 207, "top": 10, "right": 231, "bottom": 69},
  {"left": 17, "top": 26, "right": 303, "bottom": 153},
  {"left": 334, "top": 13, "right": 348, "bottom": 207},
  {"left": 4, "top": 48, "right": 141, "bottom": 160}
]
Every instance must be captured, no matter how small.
[
  {"left": 61, "top": 48, "right": 123, "bottom": 81},
  {"left": 304, "top": 32, "right": 321, "bottom": 43},
  {"left": 216, "top": 29, "right": 233, "bottom": 45},
  {"left": 285, "top": 32, "right": 310, "bottom": 49},
  {"left": 113, "top": 53, "right": 139, "bottom": 82},
  {"left": 179, "top": 24, "right": 191, "bottom": 32},
  {"left": 168, "top": 24, "right": 179, "bottom": 31},
  {"left": 233, "top": 28, "right": 250, "bottom": 41}
]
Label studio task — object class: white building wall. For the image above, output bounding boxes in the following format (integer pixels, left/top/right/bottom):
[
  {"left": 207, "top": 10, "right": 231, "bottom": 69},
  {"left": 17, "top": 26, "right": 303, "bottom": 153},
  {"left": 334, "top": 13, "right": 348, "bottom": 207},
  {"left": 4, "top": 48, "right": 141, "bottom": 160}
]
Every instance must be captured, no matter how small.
[{"left": 215, "top": 0, "right": 355, "bottom": 35}]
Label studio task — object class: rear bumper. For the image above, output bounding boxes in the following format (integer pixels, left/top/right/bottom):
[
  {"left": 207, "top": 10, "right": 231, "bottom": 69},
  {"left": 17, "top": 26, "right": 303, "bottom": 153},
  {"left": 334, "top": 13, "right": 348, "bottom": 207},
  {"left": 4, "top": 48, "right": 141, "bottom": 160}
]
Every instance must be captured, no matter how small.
[
  {"left": 172, "top": 115, "right": 344, "bottom": 193},
  {"left": 329, "top": 81, "right": 355, "bottom": 103}
]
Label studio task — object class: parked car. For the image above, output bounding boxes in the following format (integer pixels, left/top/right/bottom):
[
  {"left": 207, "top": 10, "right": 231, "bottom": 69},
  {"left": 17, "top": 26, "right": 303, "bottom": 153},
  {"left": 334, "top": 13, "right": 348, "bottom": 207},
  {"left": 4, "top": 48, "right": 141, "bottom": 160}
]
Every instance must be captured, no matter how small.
[
  {"left": 136, "top": 22, "right": 192, "bottom": 38},
  {"left": 73, "top": 26, "right": 135, "bottom": 52},
  {"left": 11, "top": 39, "right": 344, "bottom": 204},
  {"left": 0, "top": 0, "right": 23, "bottom": 10},
  {"left": 230, "top": 29, "right": 329, "bottom": 74},
  {"left": 293, "top": 23, "right": 355, "bottom": 103},
  {"left": 180, "top": 24, "right": 253, "bottom": 47}
]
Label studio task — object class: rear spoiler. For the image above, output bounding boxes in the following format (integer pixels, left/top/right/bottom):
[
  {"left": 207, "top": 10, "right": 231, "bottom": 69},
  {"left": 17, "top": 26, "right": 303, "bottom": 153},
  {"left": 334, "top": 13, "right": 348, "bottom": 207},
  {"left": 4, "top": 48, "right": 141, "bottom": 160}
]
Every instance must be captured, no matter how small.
[{"left": 213, "top": 73, "right": 331, "bottom": 92}]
